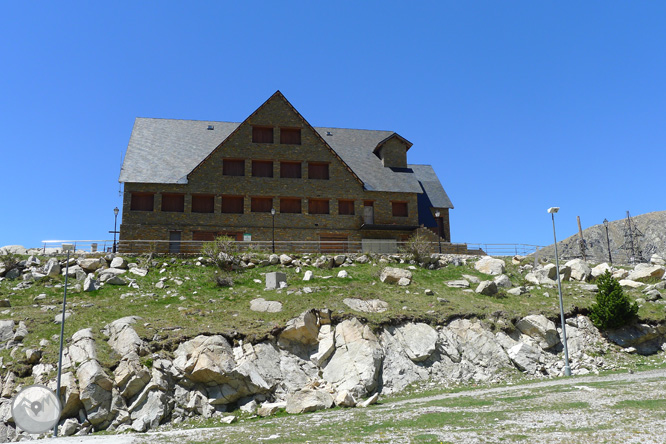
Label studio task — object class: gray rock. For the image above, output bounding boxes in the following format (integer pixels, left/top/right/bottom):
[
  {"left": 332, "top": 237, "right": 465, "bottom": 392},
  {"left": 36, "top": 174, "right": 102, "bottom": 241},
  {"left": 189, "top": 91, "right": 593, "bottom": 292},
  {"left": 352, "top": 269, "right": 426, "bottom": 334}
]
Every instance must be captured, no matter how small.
[
  {"left": 494, "top": 274, "right": 512, "bottom": 288},
  {"left": 334, "top": 390, "right": 356, "bottom": 407},
  {"left": 379, "top": 267, "right": 412, "bottom": 285},
  {"left": 286, "top": 389, "right": 333, "bottom": 414},
  {"left": 129, "top": 267, "right": 148, "bottom": 277},
  {"left": 44, "top": 258, "right": 61, "bottom": 277},
  {"left": 257, "top": 401, "right": 286, "bottom": 417},
  {"left": 279, "top": 254, "right": 293, "bottom": 265},
  {"left": 516, "top": 315, "right": 559, "bottom": 349},
  {"left": 337, "top": 270, "right": 349, "bottom": 278},
  {"left": 77, "top": 359, "right": 113, "bottom": 428},
  {"left": 79, "top": 258, "right": 105, "bottom": 273},
  {"left": 0, "top": 320, "right": 14, "bottom": 342},
  {"left": 334, "top": 255, "right": 346, "bottom": 266},
  {"left": 104, "top": 316, "right": 148, "bottom": 358},
  {"left": 343, "top": 298, "right": 388, "bottom": 313},
  {"left": 61, "top": 418, "right": 79, "bottom": 436},
  {"left": 508, "top": 342, "right": 542, "bottom": 374},
  {"left": 357, "top": 392, "right": 379, "bottom": 408},
  {"left": 507, "top": 286, "right": 527, "bottom": 296},
  {"left": 266, "top": 272, "right": 287, "bottom": 290},
  {"left": 475, "top": 281, "right": 498, "bottom": 296},
  {"left": 651, "top": 254, "right": 665, "bottom": 266},
  {"left": 25, "top": 349, "right": 41, "bottom": 364},
  {"left": 619, "top": 279, "right": 644, "bottom": 288},
  {"left": 355, "top": 255, "right": 370, "bottom": 264},
  {"left": 278, "top": 310, "right": 320, "bottom": 348},
  {"left": 322, "top": 318, "right": 383, "bottom": 398},
  {"left": 474, "top": 257, "right": 505, "bottom": 275},
  {"left": 250, "top": 298, "right": 283, "bottom": 313},
  {"left": 446, "top": 280, "right": 470, "bottom": 288},
  {"left": 565, "top": 259, "right": 591, "bottom": 282},
  {"left": 591, "top": 263, "right": 612, "bottom": 278},
  {"left": 606, "top": 323, "right": 666, "bottom": 354},
  {"left": 462, "top": 274, "right": 480, "bottom": 284},
  {"left": 628, "top": 264, "right": 665, "bottom": 281},
  {"left": 302, "top": 270, "right": 313, "bottom": 281},
  {"left": 55, "top": 312, "right": 72, "bottom": 324},
  {"left": 390, "top": 323, "right": 438, "bottom": 362},
  {"left": 110, "top": 257, "right": 128, "bottom": 269},
  {"left": 83, "top": 274, "right": 99, "bottom": 292},
  {"left": 645, "top": 289, "right": 662, "bottom": 302},
  {"left": 580, "top": 284, "right": 599, "bottom": 292}
]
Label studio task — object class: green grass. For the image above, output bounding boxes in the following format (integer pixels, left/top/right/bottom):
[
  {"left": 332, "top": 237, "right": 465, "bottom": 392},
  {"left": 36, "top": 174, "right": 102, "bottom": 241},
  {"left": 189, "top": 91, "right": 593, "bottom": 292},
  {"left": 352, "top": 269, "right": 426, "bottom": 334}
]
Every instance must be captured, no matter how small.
[{"left": 0, "top": 252, "right": 663, "bottom": 380}]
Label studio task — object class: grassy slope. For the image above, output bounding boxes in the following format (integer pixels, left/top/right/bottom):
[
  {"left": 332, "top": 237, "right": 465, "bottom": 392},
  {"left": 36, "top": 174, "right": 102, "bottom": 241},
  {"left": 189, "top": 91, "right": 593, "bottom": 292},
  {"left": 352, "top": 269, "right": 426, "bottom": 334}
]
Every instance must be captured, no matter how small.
[{"left": 0, "top": 253, "right": 664, "bottom": 377}]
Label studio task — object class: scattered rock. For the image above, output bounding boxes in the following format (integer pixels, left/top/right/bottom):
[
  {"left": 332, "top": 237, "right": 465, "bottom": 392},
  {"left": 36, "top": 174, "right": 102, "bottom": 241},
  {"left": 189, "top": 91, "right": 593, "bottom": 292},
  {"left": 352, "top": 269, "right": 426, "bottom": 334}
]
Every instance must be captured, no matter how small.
[
  {"left": 250, "top": 298, "right": 283, "bottom": 313},
  {"left": 446, "top": 280, "right": 469, "bottom": 288},
  {"left": 379, "top": 267, "right": 412, "bottom": 285},
  {"left": 285, "top": 389, "right": 333, "bottom": 414},
  {"left": 343, "top": 298, "right": 388, "bottom": 313},
  {"left": 266, "top": 272, "right": 287, "bottom": 290},
  {"left": 475, "top": 281, "right": 498, "bottom": 296},
  {"left": 474, "top": 257, "right": 505, "bottom": 275}
]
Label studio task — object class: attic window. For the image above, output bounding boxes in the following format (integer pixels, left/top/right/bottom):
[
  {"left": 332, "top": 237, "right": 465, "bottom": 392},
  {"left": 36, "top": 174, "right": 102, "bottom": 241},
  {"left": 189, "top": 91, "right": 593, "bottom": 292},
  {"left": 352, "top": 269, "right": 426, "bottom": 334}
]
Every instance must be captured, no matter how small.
[
  {"left": 207, "top": 125, "right": 214, "bottom": 130},
  {"left": 280, "top": 128, "right": 301, "bottom": 145},
  {"left": 252, "top": 126, "right": 274, "bottom": 144}
]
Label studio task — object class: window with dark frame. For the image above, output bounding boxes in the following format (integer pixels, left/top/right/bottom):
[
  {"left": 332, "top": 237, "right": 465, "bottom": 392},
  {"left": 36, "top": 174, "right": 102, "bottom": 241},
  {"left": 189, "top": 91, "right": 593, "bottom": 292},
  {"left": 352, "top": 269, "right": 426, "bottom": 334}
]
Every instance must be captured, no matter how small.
[
  {"left": 252, "top": 126, "right": 274, "bottom": 143},
  {"left": 130, "top": 192, "right": 154, "bottom": 211},
  {"left": 251, "top": 197, "right": 273, "bottom": 213},
  {"left": 161, "top": 194, "right": 185, "bottom": 212},
  {"left": 223, "top": 159, "right": 245, "bottom": 176},
  {"left": 191, "top": 195, "right": 215, "bottom": 213},
  {"left": 308, "top": 162, "right": 329, "bottom": 180},
  {"left": 280, "top": 197, "right": 301, "bottom": 214},
  {"left": 221, "top": 196, "right": 244, "bottom": 214},
  {"left": 280, "top": 161, "right": 302, "bottom": 178},
  {"left": 392, "top": 201, "right": 408, "bottom": 217},
  {"left": 309, "top": 199, "right": 329, "bottom": 215},
  {"left": 192, "top": 231, "right": 217, "bottom": 242},
  {"left": 280, "top": 128, "right": 301, "bottom": 145},
  {"left": 251, "top": 160, "right": 273, "bottom": 177},
  {"left": 338, "top": 200, "right": 355, "bottom": 215}
]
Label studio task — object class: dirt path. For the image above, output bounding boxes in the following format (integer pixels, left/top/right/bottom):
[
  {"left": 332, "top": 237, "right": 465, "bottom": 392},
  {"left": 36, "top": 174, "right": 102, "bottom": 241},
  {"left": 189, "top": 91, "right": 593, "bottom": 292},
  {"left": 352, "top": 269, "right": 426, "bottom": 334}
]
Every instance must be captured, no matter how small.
[{"left": 38, "top": 368, "right": 666, "bottom": 444}]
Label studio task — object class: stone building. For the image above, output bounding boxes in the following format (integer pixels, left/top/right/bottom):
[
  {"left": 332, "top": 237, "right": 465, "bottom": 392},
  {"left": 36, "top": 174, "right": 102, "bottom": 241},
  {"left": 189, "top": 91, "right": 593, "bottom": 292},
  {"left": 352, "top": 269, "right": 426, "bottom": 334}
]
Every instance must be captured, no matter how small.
[{"left": 118, "top": 91, "right": 453, "bottom": 253}]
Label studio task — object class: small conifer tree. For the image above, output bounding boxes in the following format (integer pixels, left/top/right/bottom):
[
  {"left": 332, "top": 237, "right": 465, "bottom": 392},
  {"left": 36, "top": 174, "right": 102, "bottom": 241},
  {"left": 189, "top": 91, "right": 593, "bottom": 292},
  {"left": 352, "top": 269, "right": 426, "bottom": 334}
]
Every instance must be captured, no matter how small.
[{"left": 589, "top": 270, "right": 638, "bottom": 329}]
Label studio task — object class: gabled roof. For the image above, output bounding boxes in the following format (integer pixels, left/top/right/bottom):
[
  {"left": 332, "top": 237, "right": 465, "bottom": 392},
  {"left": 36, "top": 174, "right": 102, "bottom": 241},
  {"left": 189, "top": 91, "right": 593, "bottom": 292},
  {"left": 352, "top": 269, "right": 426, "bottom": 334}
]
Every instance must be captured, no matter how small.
[{"left": 372, "top": 133, "right": 413, "bottom": 155}]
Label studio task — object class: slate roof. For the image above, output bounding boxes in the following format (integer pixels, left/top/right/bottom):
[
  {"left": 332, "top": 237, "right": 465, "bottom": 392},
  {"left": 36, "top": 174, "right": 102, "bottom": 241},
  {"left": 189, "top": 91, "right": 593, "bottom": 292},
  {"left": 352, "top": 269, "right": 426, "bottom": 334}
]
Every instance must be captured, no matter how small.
[{"left": 119, "top": 118, "right": 452, "bottom": 206}]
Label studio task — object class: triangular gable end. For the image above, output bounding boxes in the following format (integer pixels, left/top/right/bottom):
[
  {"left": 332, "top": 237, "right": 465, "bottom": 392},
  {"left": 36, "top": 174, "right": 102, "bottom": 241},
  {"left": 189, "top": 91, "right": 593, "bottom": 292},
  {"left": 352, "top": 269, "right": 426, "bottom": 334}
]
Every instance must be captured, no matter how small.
[
  {"left": 188, "top": 91, "right": 364, "bottom": 186},
  {"left": 372, "top": 133, "right": 413, "bottom": 155}
]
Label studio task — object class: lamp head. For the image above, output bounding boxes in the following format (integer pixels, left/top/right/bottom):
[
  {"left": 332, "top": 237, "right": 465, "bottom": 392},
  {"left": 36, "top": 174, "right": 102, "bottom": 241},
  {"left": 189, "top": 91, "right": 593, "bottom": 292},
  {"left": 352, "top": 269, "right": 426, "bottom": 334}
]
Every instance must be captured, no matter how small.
[
  {"left": 270, "top": 208, "right": 275, "bottom": 216},
  {"left": 114, "top": 207, "right": 119, "bottom": 216},
  {"left": 434, "top": 210, "right": 440, "bottom": 218},
  {"left": 547, "top": 207, "right": 560, "bottom": 214},
  {"left": 603, "top": 218, "right": 609, "bottom": 227}
]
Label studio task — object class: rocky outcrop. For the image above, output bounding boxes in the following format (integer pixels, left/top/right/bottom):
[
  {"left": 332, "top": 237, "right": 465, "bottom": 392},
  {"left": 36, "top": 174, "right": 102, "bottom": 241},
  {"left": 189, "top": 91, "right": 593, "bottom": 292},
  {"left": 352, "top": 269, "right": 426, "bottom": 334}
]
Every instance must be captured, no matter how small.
[{"left": 474, "top": 257, "right": 505, "bottom": 275}]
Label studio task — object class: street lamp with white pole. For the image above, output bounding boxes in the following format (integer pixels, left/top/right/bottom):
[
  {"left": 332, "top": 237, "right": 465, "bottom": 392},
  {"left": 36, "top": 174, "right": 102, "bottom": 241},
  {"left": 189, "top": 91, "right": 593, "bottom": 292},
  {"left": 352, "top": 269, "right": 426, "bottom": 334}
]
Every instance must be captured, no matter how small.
[
  {"left": 548, "top": 207, "right": 571, "bottom": 376},
  {"left": 270, "top": 208, "right": 276, "bottom": 253},
  {"left": 113, "top": 207, "right": 119, "bottom": 253},
  {"left": 54, "top": 243, "right": 74, "bottom": 437}
]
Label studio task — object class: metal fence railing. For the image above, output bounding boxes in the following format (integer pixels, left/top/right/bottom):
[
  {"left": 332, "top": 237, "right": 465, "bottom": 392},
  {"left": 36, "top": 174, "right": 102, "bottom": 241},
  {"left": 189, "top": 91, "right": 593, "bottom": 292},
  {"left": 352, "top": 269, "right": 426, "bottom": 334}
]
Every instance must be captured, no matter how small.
[{"left": 39, "top": 239, "right": 544, "bottom": 257}]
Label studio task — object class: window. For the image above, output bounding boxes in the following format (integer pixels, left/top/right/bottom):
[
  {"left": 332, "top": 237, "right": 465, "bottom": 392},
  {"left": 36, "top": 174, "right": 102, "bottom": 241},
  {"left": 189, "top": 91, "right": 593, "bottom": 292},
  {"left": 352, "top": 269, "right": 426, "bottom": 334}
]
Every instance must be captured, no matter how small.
[
  {"left": 251, "top": 197, "right": 273, "bottom": 213},
  {"left": 308, "top": 162, "right": 329, "bottom": 180},
  {"left": 221, "top": 196, "right": 244, "bottom": 214},
  {"left": 252, "top": 160, "right": 273, "bottom": 177},
  {"left": 280, "top": 197, "right": 301, "bottom": 214},
  {"left": 280, "top": 128, "right": 301, "bottom": 145},
  {"left": 192, "top": 194, "right": 214, "bottom": 213},
  {"left": 309, "top": 199, "right": 329, "bottom": 215},
  {"left": 161, "top": 194, "right": 184, "bottom": 212},
  {"left": 392, "top": 201, "right": 408, "bottom": 217},
  {"left": 338, "top": 200, "right": 355, "bottom": 215},
  {"left": 280, "top": 161, "right": 301, "bottom": 178},
  {"left": 192, "top": 231, "right": 217, "bottom": 242},
  {"left": 252, "top": 126, "right": 273, "bottom": 143},
  {"left": 130, "top": 192, "right": 154, "bottom": 211},
  {"left": 223, "top": 159, "right": 245, "bottom": 176}
]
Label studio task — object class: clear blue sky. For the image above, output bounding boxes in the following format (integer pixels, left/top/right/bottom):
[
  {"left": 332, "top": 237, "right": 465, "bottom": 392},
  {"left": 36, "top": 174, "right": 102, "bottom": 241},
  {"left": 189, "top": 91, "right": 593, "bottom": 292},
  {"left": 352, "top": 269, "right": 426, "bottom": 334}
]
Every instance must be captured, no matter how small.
[{"left": 2, "top": 1, "right": 664, "bottom": 249}]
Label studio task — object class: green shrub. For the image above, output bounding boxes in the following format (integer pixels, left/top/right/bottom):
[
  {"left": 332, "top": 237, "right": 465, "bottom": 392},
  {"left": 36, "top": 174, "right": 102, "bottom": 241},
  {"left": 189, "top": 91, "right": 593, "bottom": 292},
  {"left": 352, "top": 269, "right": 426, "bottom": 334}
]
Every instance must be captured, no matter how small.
[
  {"left": 202, "top": 236, "right": 239, "bottom": 271},
  {"left": 589, "top": 270, "right": 638, "bottom": 329},
  {"left": 400, "top": 232, "right": 434, "bottom": 264}
]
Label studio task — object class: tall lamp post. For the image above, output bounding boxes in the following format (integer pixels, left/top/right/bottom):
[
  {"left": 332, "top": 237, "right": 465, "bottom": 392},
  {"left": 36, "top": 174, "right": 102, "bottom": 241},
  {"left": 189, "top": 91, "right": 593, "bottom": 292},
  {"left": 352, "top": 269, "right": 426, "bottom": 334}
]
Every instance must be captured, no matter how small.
[
  {"left": 548, "top": 207, "right": 571, "bottom": 377},
  {"left": 112, "top": 207, "right": 119, "bottom": 253},
  {"left": 270, "top": 208, "right": 276, "bottom": 253},
  {"left": 434, "top": 210, "right": 442, "bottom": 254},
  {"left": 54, "top": 243, "right": 74, "bottom": 437},
  {"left": 603, "top": 218, "right": 613, "bottom": 267}
]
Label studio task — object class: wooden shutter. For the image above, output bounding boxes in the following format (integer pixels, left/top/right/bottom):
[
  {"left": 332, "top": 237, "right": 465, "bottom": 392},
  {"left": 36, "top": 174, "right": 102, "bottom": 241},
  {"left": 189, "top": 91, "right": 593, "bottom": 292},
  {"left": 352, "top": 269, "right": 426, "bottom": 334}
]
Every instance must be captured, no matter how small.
[
  {"left": 308, "top": 162, "right": 329, "bottom": 180},
  {"left": 252, "top": 160, "right": 273, "bottom": 177},
  {"left": 161, "top": 194, "right": 184, "bottom": 212},
  {"left": 251, "top": 197, "right": 273, "bottom": 213},
  {"left": 280, "top": 162, "right": 302, "bottom": 178},
  {"left": 338, "top": 200, "right": 355, "bottom": 215},
  {"left": 252, "top": 126, "right": 274, "bottom": 143},
  {"left": 192, "top": 231, "right": 217, "bottom": 241},
  {"left": 223, "top": 159, "right": 245, "bottom": 176},
  {"left": 392, "top": 202, "right": 408, "bottom": 217},
  {"left": 309, "top": 199, "right": 329, "bottom": 214},
  {"left": 130, "top": 193, "right": 154, "bottom": 211},
  {"left": 280, "top": 198, "right": 301, "bottom": 214},
  {"left": 221, "top": 196, "right": 244, "bottom": 214},
  {"left": 280, "top": 128, "right": 301, "bottom": 145},
  {"left": 192, "top": 195, "right": 214, "bottom": 213}
]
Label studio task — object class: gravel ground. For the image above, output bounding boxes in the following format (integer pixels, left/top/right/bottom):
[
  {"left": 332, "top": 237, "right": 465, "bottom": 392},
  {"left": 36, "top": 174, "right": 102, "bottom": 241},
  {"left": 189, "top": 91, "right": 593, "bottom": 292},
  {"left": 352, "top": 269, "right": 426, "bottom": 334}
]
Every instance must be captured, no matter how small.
[{"left": 38, "top": 368, "right": 666, "bottom": 444}]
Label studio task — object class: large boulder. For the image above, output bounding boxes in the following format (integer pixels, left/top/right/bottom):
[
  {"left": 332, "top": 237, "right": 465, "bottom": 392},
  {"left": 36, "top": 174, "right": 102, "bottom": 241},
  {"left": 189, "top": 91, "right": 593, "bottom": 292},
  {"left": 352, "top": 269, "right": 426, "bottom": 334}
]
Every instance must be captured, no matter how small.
[
  {"left": 591, "top": 263, "right": 612, "bottom": 278},
  {"left": 114, "top": 359, "right": 151, "bottom": 399},
  {"left": 389, "top": 323, "right": 438, "bottom": 362},
  {"left": 103, "top": 316, "right": 148, "bottom": 358},
  {"left": 507, "top": 342, "right": 542, "bottom": 374},
  {"left": 475, "top": 281, "right": 498, "bottom": 296},
  {"left": 446, "top": 319, "right": 511, "bottom": 370},
  {"left": 627, "top": 264, "right": 665, "bottom": 282},
  {"left": 515, "top": 315, "right": 560, "bottom": 349},
  {"left": 64, "top": 328, "right": 98, "bottom": 367},
  {"left": 379, "top": 267, "right": 412, "bottom": 284},
  {"left": 606, "top": 323, "right": 666, "bottom": 354},
  {"left": 285, "top": 389, "right": 334, "bottom": 414},
  {"left": 564, "top": 259, "right": 591, "bottom": 282},
  {"left": 79, "top": 258, "right": 105, "bottom": 273},
  {"left": 173, "top": 335, "right": 236, "bottom": 384},
  {"left": 44, "top": 258, "right": 61, "bottom": 277},
  {"left": 77, "top": 359, "right": 113, "bottom": 429},
  {"left": 0, "top": 320, "right": 14, "bottom": 343},
  {"left": 474, "top": 257, "right": 505, "bottom": 276},
  {"left": 322, "top": 318, "right": 383, "bottom": 398},
  {"left": 278, "top": 310, "right": 320, "bottom": 348}
]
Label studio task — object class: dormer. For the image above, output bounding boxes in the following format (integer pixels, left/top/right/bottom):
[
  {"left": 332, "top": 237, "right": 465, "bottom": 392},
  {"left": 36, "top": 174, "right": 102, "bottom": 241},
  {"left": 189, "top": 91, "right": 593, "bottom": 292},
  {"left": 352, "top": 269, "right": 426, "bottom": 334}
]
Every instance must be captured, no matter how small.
[{"left": 373, "top": 133, "right": 413, "bottom": 169}]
